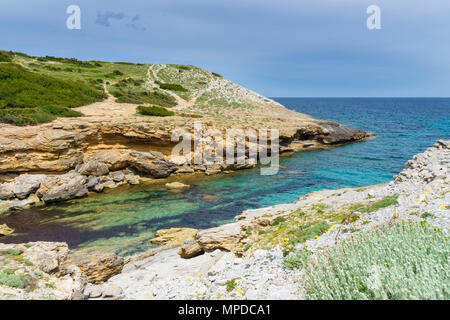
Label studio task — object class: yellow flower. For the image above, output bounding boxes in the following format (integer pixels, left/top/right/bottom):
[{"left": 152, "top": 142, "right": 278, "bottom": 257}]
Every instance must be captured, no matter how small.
[
  {"left": 332, "top": 225, "right": 337, "bottom": 230},
  {"left": 199, "top": 274, "right": 202, "bottom": 278},
  {"left": 315, "top": 235, "right": 319, "bottom": 239},
  {"left": 294, "top": 236, "right": 297, "bottom": 239},
  {"left": 237, "top": 289, "right": 242, "bottom": 294},
  {"left": 361, "top": 218, "right": 365, "bottom": 221},
  {"left": 372, "top": 224, "right": 376, "bottom": 227},
  {"left": 285, "top": 248, "right": 290, "bottom": 252},
  {"left": 188, "top": 277, "right": 192, "bottom": 281},
  {"left": 354, "top": 223, "right": 358, "bottom": 226}
]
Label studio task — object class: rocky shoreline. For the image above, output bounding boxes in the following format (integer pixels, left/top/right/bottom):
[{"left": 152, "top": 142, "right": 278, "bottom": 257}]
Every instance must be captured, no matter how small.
[
  {"left": 0, "top": 120, "right": 371, "bottom": 215},
  {"left": 1, "top": 139, "right": 446, "bottom": 300},
  {"left": 82, "top": 140, "right": 449, "bottom": 300}
]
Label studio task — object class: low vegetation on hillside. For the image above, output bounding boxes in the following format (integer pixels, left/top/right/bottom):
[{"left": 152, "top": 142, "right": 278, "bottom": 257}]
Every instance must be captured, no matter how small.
[
  {"left": 136, "top": 105, "right": 174, "bottom": 117},
  {"left": 0, "top": 63, "right": 104, "bottom": 125}
]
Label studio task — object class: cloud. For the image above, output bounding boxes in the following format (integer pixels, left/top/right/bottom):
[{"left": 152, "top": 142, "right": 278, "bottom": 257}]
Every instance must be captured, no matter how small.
[
  {"left": 96, "top": 11, "right": 145, "bottom": 30},
  {"left": 95, "top": 11, "right": 125, "bottom": 27},
  {"left": 126, "top": 15, "right": 146, "bottom": 31}
]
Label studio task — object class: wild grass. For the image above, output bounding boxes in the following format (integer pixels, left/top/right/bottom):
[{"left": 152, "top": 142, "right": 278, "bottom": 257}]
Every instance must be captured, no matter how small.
[{"left": 349, "top": 194, "right": 399, "bottom": 213}]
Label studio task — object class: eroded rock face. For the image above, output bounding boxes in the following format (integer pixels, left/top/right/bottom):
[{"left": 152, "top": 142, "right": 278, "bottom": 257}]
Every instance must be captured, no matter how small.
[
  {"left": 0, "top": 242, "right": 87, "bottom": 300},
  {"left": 150, "top": 228, "right": 198, "bottom": 246}
]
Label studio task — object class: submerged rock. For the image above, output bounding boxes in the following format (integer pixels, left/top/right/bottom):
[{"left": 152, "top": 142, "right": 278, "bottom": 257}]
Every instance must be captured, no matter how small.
[
  {"left": 0, "top": 224, "right": 14, "bottom": 236},
  {"left": 165, "top": 182, "right": 190, "bottom": 190}
]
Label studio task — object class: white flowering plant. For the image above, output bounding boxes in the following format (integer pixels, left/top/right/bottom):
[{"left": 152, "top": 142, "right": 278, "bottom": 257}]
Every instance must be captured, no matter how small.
[{"left": 305, "top": 221, "right": 449, "bottom": 300}]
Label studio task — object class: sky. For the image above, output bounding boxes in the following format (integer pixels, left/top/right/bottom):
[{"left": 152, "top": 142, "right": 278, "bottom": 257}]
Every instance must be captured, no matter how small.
[{"left": 1, "top": 0, "right": 449, "bottom": 97}]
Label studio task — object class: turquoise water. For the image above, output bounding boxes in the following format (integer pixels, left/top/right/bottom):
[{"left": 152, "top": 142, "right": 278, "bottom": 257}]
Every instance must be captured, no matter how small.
[{"left": 1, "top": 98, "right": 449, "bottom": 256}]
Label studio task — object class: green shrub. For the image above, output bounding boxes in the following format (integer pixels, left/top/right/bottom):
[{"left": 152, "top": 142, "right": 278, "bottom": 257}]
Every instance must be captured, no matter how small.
[
  {"left": 349, "top": 194, "right": 399, "bottom": 213},
  {"left": 5, "top": 248, "right": 21, "bottom": 255},
  {"left": 158, "top": 83, "right": 188, "bottom": 92},
  {"left": 0, "top": 52, "right": 12, "bottom": 62},
  {"left": 0, "top": 273, "right": 25, "bottom": 289},
  {"left": 283, "top": 250, "right": 311, "bottom": 270},
  {"left": 272, "top": 216, "right": 286, "bottom": 226},
  {"left": 287, "top": 221, "right": 330, "bottom": 246},
  {"left": 225, "top": 278, "right": 239, "bottom": 292},
  {"left": 305, "top": 222, "right": 449, "bottom": 300},
  {"left": 111, "top": 89, "right": 177, "bottom": 107},
  {"left": 137, "top": 105, "right": 174, "bottom": 117},
  {"left": 0, "top": 63, "right": 104, "bottom": 125},
  {"left": 2, "top": 268, "right": 15, "bottom": 275}
]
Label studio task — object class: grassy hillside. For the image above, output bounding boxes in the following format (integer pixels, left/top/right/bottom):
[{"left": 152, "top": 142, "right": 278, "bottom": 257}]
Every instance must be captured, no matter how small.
[
  {"left": 0, "top": 50, "right": 282, "bottom": 127},
  {"left": 0, "top": 51, "right": 107, "bottom": 125}
]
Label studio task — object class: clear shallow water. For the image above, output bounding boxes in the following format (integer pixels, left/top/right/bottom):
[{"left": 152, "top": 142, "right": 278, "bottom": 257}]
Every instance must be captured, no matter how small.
[{"left": 1, "top": 98, "right": 449, "bottom": 256}]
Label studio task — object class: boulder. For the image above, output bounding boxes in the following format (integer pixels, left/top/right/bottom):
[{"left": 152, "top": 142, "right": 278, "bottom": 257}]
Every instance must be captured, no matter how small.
[
  {"left": 150, "top": 228, "right": 198, "bottom": 246},
  {"left": 37, "top": 173, "right": 88, "bottom": 202},
  {"left": 87, "top": 149, "right": 131, "bottom": 171},
  {"left": 0, "top": 182, "right": 14, "bottom": 200},
  {"left": 0, "top": 224, "right": 14, "bottom": 236},
  {"left": 71, "top": 252, "right": 124, "bottom": 285},
  {"left": 178, "top": 240, "right": 204, "bottom": 258},
  {"left": 125, "top": 173, "right": 140, "bottom": 185},
  {"left": 7, "top": 194, "right": 40, "bottom": 211},
  {"left": 23, "top": 242, "right": 70, "bottom": 273},
  {"left": 165, "top": 182, "right": 190, "bottom": 190},
  {"left": 129, "top": 151, "right": 177, "bottom": 178},
  {"left": 86, "top": 176, "right": 101, "bottom": 190},
  {"left": 197, "top": 222, "right": 244, "bottom": 252},
  {"left": 109, "top": 171, "right": 125, "bottom": 182},
  {"left": 102, "top": 283, "right": 123, "bottom": 299},
  {"left": 77, "top": 160, "right": 109, "bottom": 176},
  {"left": 13, "top": 174, "right": 48, "bottom": 199},
  {"left": 205, "top": 164, "right": 222, "bottom": 176}
]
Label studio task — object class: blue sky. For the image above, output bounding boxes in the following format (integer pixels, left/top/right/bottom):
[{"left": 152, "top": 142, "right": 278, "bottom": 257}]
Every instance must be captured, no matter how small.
[{"left": 1, "top": 0, "right": 449, "bottom": 97}]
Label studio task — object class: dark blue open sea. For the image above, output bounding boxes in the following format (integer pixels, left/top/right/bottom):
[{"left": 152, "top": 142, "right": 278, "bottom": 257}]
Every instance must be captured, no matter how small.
[{"left": 1, "top": 98, "right": 449, "bottom": 255}]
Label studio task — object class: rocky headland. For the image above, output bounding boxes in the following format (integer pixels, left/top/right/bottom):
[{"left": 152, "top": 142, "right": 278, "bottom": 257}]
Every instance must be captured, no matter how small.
[{"left": 0, "top": 53, "right": 371, "bottom": 215}]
